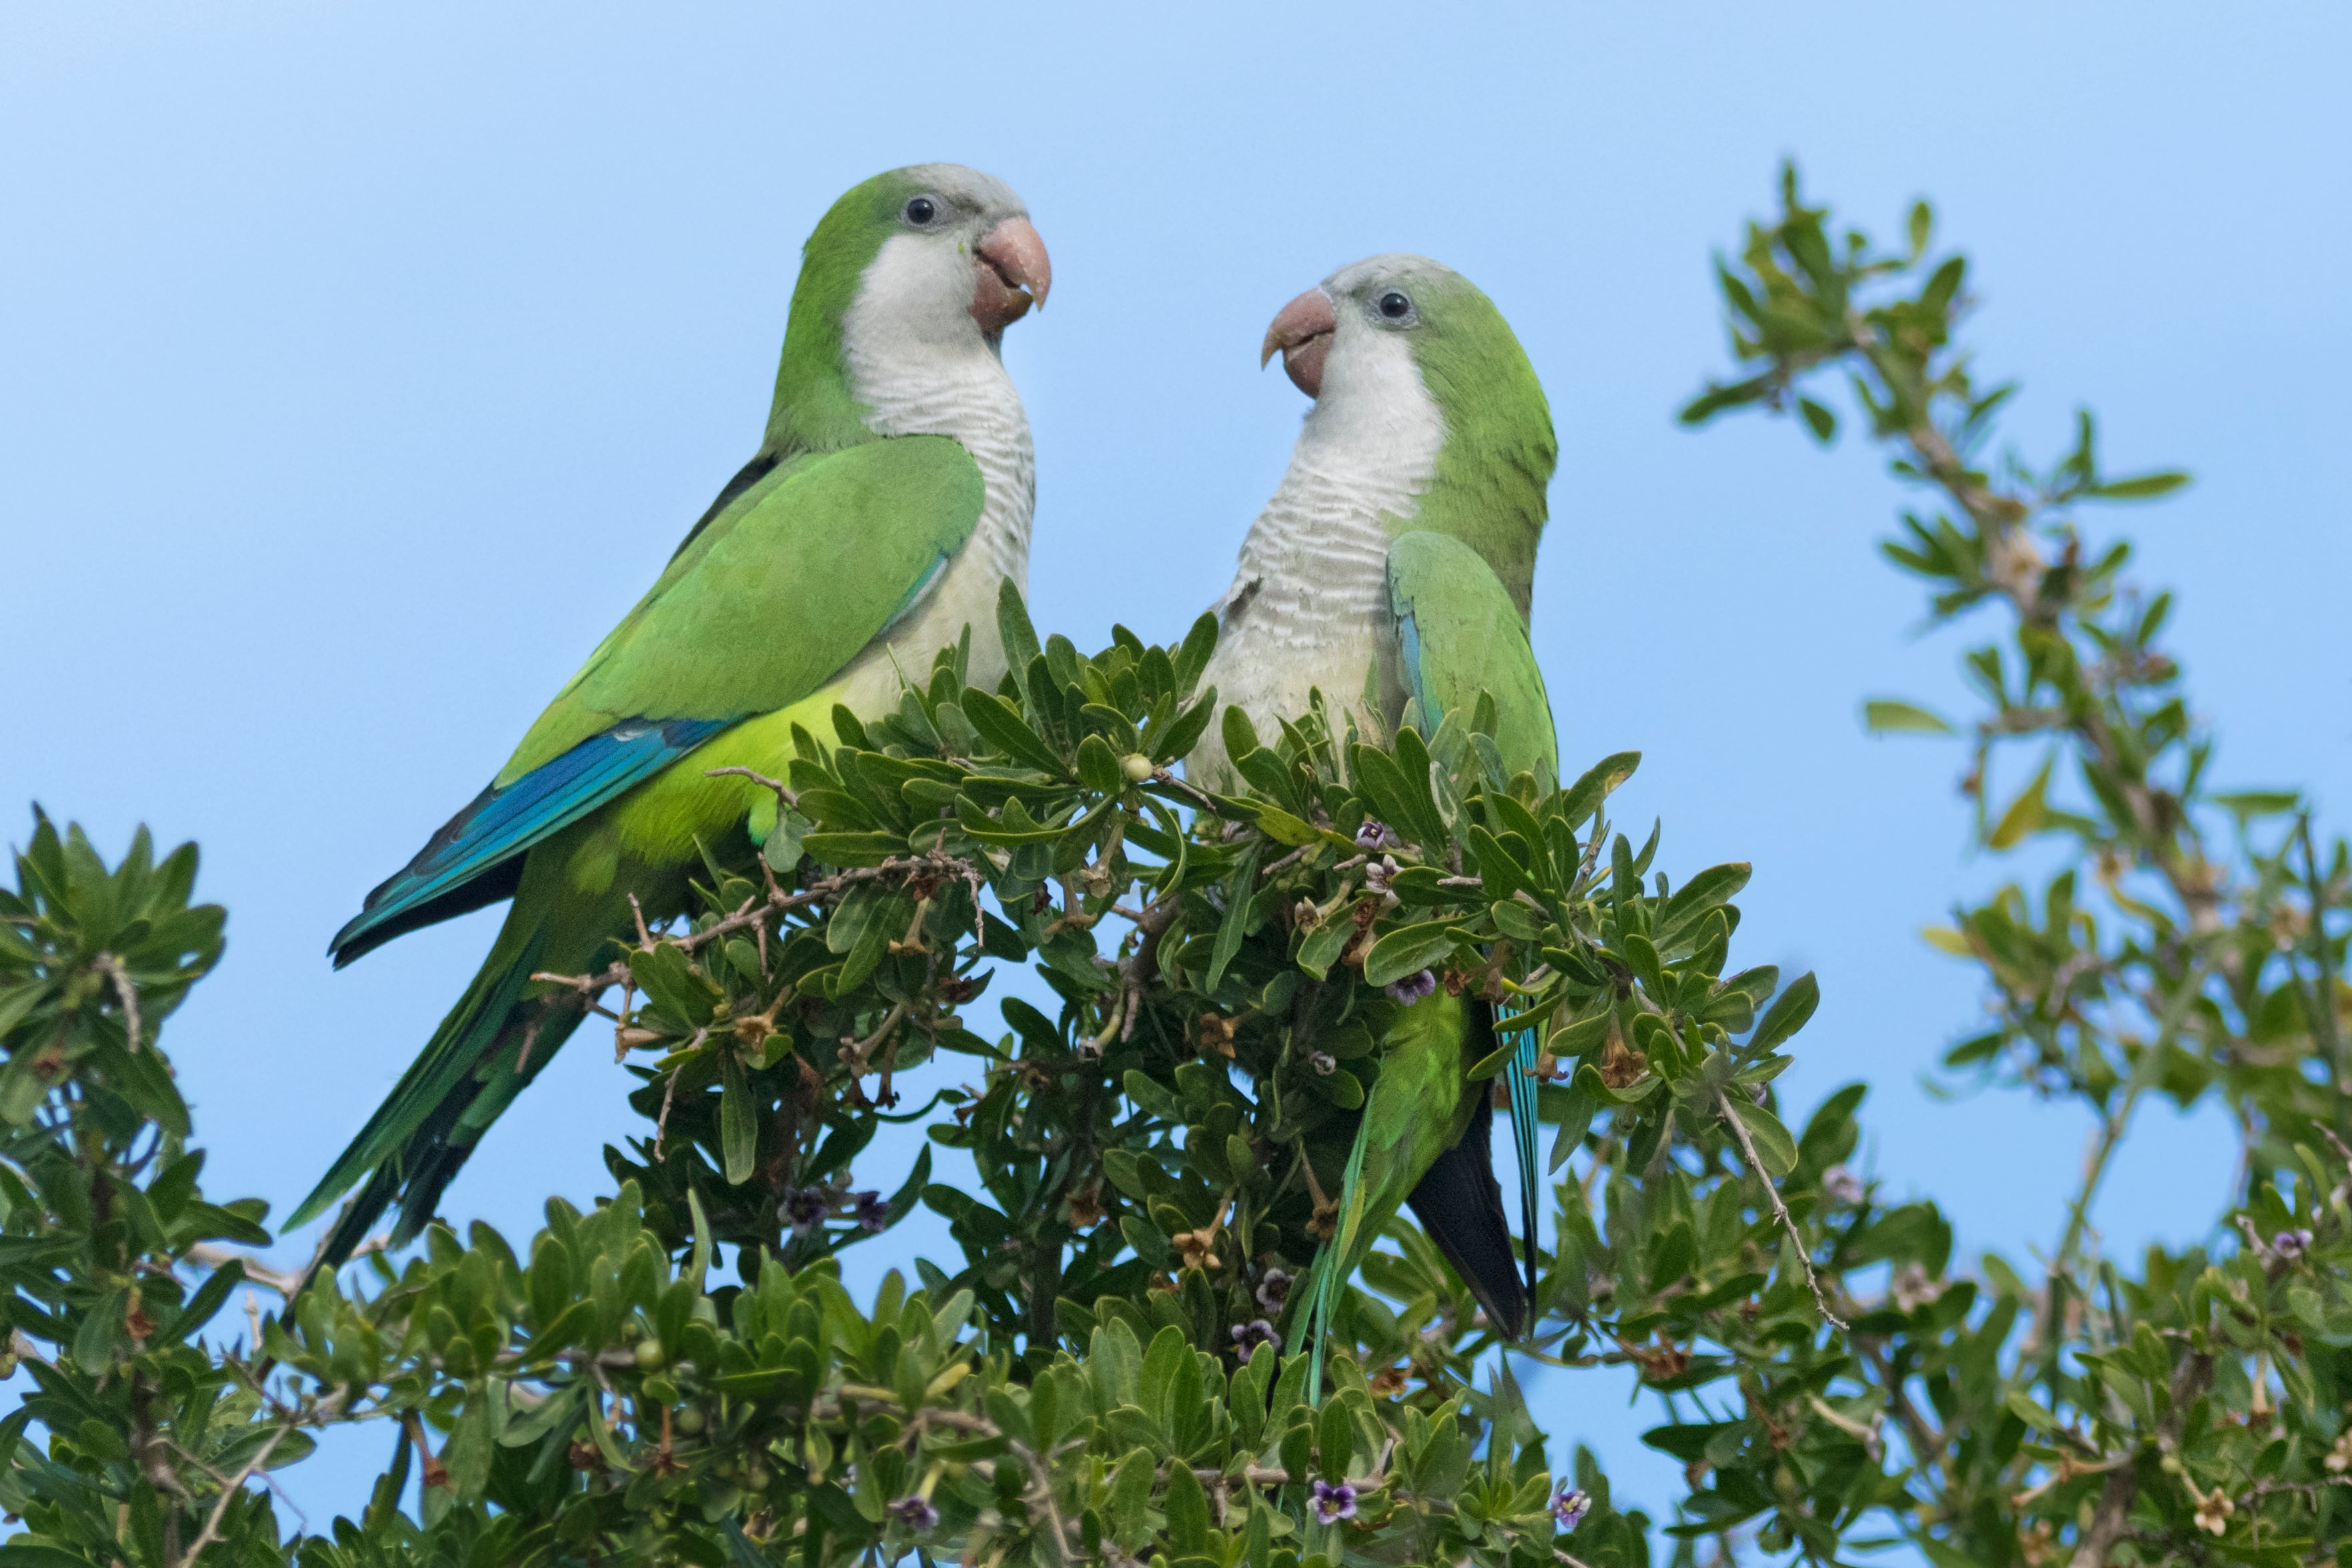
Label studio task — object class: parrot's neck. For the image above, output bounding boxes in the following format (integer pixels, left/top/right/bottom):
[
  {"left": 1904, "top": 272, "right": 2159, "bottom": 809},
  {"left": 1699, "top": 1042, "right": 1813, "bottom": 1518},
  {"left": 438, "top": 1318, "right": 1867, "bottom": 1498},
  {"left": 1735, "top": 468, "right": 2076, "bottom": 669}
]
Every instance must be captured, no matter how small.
[
  {"left": 1190, "top": 335, "right": 1445, "bottom": 783},
  {"left": 1226, "top": 331, "right": 1445, "bottom": 625},
  {"left": 837, "top": 246, "right": 1036, "bottom": 691}
]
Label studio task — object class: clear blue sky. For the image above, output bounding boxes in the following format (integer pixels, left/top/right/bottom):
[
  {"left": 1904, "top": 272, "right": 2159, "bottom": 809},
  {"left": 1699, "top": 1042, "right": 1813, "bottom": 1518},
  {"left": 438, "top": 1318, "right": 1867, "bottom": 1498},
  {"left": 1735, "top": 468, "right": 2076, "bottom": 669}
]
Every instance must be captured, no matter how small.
[{"left": 5, "top": 0, "right": 2347, "bottom": 1534}]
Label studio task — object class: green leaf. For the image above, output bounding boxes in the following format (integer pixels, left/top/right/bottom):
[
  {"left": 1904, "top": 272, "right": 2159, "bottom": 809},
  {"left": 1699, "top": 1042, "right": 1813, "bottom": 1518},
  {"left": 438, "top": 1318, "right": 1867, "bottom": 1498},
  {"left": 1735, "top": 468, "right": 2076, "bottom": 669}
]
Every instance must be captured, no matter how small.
[
  {"left": 1174, "top": 613, "right": 1220, "bottom": 695},
  {"left": 1162, "top": 1463, "right": 1212, "bottom": 1553},
  {"left": 1467, "top": 1041, "right": 1514, "bottom": 1082},
  {"left": 996, "top": 579, "right": 1042, "bottom": 699},
  {"left": 0, "top": 1545, "right": 118, "bottom": 1567},
  {"left": 1318, "top": 1398, "right": 1354, "bottom": 1479},
  {"left": 1748, "top": 971, "right": 1819, "bottom": 1054},
  {"left": 1469, "top": 826, "right": 1537, "bottom": 903},
  {"left": 1361, "top": 921, "right": 1463, "bottom": 989},
  {"left": 1310, "top": 1068, "right": 1364, "bottom": 1110},
  {"left": 1559, "top": 751, "right": 1640, "bottom": 829},
  {"left": 1078, "top": 734, "right": 1124, "bottom": 796},
  {"left": 959, "top": 689, "right": 1068, "bottom": 775},
  {"left": 800, "top": 831, "right": 907, "bottom": 869},
  {"left": 717, "top": 1044, "right": 757, "bottom": 1185},
  {"left": 1220, "top": 703, "right": 1262, "bottom": 764},
  {"left": 1154, "top": 689, "right": 1218, "bottom": 764},
  {"left": 159, "top": 1256, "right": 245, "bottom": 1344},
  {"left": 1205, "top": 843, "right": 1260, "bottom": 993},
  {"left": 628, "top": 943, "right": 719, "bottom": 1031},
  {"left": 2088, "top": 470, "right": 2190, "bottom": 500},
  {"left": 1573, "top": 1061, "right": 1655, "bottom": 1106},
  {"left": 1123, "top": 1071, "right": 1185, "bottom": 1124},
  {"left": 1986, "top": 759, "right": 2052, "bottom": 850},
  {"left": 2212, "top": 789, "right": 2301, "bottom": 824},
  {"left": 1863, "top": 699, "right": 1956, "bottom": 736},
  {"left": 1726, "top": 1098, "right": 1798, "bottom": 1179},
  {"left": 1296, "top": 913, "right": 1354, "bottom": 981}
]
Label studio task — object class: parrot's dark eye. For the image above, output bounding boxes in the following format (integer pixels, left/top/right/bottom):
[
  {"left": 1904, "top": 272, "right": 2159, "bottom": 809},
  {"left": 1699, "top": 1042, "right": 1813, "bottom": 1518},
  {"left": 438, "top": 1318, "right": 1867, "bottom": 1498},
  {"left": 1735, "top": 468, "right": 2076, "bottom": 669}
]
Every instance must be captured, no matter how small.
[
  {"left": 904, "top": 196, "right": 939, "bottom": 226},
  {"left": 1377, "top": 290, "right": 1413, "bottom": 320}
]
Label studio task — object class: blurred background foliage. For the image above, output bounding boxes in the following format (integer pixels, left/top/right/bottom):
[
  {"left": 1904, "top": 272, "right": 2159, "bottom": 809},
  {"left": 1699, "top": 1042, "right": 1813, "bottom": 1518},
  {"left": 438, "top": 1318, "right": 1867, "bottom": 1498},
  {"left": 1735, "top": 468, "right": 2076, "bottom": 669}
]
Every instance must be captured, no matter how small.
[{"left": 3, "top": 169, "right": 2346, "bottom": 1567}]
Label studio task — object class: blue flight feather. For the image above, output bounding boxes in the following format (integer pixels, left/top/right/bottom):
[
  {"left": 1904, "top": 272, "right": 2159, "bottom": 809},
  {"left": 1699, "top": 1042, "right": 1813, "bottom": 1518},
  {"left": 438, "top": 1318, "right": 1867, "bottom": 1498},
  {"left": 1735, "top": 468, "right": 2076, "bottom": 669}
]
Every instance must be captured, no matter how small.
[
  {"left": 1495, "top": 1003, "right": 1544, "bottom": 1302},
  {"left": 1396, "top": 605, "right": 1437, "bottom": 733},
  {"left": 330, "top": 715, "right": 734, "bottom": 965}
]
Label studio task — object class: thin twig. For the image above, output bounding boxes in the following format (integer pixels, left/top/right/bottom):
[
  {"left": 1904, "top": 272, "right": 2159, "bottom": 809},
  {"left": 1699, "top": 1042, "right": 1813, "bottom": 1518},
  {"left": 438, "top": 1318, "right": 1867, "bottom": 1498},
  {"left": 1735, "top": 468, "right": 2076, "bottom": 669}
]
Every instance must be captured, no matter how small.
[
  {"left": 704, "top": 764, "right": 799, "bottom": 809},
  {"left": 538, "top": 852, "right": 986, "bottom": 1000},
  {"left": 92, "top": 952, "right": 141, "bottom": 1052},
  {"left": 1713, "top": 1087, "right": 1846, "bottom": 1330},
  {"left": 179, "top": 1423, "right": 291, "bottom": 1565},
  {"left": 655, "top": 1065, "right": 684, "bottom": 1158}
]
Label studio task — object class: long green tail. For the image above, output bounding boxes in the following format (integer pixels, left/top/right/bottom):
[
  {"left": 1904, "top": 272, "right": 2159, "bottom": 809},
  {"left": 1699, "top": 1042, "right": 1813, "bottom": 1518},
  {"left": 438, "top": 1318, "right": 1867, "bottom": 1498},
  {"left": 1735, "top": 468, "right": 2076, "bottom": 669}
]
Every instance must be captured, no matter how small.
[
  {"left": 292, "top": 885, "right": 609, "bottom": 1268},
  {"left": 1290, "top": 1114, "right": 1375, "bottom": 1407}
]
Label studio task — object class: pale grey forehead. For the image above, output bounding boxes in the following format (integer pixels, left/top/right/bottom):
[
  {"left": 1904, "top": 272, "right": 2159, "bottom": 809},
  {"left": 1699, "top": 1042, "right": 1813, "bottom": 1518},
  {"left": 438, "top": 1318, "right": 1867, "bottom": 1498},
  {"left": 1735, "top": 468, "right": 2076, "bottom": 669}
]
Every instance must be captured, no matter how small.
[
  {"left": 900, "top": 162, "right": 1026, "bottom": 218},
  {"left": 1322, "top": 252, "right": 1460, "bottom": 297}
]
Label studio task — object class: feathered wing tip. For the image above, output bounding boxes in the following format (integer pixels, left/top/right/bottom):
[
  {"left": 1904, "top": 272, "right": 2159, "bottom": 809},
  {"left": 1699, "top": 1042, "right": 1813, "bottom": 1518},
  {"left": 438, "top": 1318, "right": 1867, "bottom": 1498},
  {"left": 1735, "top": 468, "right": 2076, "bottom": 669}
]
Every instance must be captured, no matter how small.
[
  {"left": 327, "top": 717, "right": 731, "bottom": 969},
  {"left": 1404, "top": 1090, "right": 1528, "bottom": 1338}
]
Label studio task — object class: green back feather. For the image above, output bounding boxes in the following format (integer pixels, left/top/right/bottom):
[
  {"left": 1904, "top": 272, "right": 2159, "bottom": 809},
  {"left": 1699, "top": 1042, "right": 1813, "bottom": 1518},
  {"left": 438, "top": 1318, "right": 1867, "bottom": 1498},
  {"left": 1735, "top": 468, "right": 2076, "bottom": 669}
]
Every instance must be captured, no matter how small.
[{"left": 1397, "top": 268, "right": 1556, "bottom": 618}]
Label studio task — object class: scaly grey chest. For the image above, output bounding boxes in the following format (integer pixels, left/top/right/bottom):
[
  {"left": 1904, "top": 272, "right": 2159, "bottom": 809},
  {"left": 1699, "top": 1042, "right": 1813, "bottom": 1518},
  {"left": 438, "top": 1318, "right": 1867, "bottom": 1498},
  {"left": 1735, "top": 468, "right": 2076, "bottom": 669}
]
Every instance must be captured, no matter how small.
[{"left": 1192, "top": 339, "right": 1444, "bottom": 787}]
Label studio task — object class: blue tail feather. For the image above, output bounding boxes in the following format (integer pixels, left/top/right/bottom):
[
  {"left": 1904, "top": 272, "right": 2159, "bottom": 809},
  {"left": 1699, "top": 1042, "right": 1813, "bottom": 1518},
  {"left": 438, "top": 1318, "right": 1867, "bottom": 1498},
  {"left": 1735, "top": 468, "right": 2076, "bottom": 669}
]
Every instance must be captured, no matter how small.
[{"left": 1497, "top": 1002, "right": 1543, "bottom": 1302}]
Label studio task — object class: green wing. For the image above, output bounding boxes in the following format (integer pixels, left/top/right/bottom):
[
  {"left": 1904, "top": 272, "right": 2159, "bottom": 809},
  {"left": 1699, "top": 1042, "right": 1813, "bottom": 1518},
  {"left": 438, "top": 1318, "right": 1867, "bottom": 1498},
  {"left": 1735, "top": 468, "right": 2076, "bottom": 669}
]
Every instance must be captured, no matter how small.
[
  {"left": 1385, "top": 529, "right": 1557, "bottom": 785},
  {"left": 502, "top": 434, "right": 984, "bottom": 780},
  {"left": 1387, "top": 529, "right": 1555, "bottom": 1319},
  {"left": 330, "top": 436, "right": 982, "bottom": 964}
]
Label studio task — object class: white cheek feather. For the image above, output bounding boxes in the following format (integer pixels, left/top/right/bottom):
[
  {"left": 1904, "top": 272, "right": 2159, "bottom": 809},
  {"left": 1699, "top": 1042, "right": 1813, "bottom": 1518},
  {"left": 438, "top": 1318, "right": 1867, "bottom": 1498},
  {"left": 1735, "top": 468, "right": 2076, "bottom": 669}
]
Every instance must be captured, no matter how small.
[
  {"left": 833, "top": 231, "right": 1038, "bottom": 702},
  {"left": 1194, "top": 320, "right": 1443, "bottom": 780}
]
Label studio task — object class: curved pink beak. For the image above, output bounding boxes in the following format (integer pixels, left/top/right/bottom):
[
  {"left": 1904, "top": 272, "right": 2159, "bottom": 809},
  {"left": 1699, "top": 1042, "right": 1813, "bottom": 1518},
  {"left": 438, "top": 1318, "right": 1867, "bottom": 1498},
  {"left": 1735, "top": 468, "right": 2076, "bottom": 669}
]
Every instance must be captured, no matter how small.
[
  {"left": 971, "top": 217, "right": 1052, "bottom": 334},
  {"left": 1260, "top": 287, "right": 1337, "bottom": 398}
]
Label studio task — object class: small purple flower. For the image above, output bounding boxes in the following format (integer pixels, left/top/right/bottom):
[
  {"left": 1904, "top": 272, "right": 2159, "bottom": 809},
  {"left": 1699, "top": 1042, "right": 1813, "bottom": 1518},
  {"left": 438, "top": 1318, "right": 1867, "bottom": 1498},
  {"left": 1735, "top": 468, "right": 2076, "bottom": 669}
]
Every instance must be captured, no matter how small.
[
  {"left": 1256, "top": 1267, "right": 1293, "bottom": 1312},
  {"left": 1310, "top": 1479, "right": 1358, "bottom": 1525},
  {"left": 1822, "top": 1166, "right": 1865, "bottom": 1206},
  {"left": 1308, "top": 1050, "right": 1338, "bottom": 1076},
  {"left": 781, "top": 1186, "right": 829, "bottom": 1235},
  {"left": 1363, "top": 855, "right": 1401, "bottom": 907},
  {"left": 887, "top": 1495, "right": 939, "bottom": 1531},
  {"left": 1354, "top": 819, "right": 1391, "bottom": 850},
  {"left": 1387, "top": 969, "right": 1438, "bottom": 1006},
  {"left": 1552, "top": 1487, "right": 1591, "bottom": 1529},
  {"left": 2272, "top": 1228, "right": 2315, "bottom": 1261},
  {"left": 1230, "top": 1318, "right": 1278, "bottom": 1352},
  {"left": 853, "top": 1190, "right": 889, "bottom": 1233}
]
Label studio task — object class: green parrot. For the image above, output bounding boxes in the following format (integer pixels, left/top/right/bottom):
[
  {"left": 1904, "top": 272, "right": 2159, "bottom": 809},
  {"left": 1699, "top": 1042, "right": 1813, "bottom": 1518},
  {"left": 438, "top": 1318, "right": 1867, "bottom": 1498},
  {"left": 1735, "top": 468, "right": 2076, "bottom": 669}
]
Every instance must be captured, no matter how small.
[
  {"left": 1189, "top": 255, "right": 1557, "bottom": 1364},
  {"left": 293, "top": 165, "right": 1052, "bottom": 1262}
]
